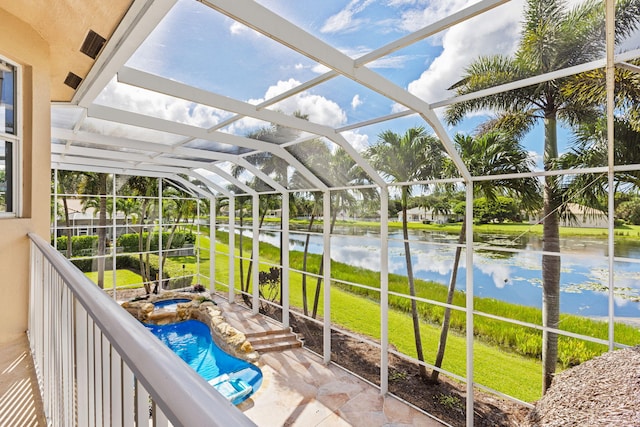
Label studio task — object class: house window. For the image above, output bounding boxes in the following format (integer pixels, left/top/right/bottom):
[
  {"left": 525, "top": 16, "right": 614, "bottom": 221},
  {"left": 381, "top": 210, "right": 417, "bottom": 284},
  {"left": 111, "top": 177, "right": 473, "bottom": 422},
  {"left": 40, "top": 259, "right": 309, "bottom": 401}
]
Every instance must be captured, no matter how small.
[{"left": 0, "top": 58, "right": 18, "bottom": 216}]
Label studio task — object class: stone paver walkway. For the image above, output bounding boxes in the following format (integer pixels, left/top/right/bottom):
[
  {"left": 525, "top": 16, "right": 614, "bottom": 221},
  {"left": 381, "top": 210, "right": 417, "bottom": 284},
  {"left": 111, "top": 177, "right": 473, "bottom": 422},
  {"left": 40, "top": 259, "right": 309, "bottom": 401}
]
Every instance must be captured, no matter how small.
[{"left": 216, "top": 296, "right": 445, "bottom": 427}]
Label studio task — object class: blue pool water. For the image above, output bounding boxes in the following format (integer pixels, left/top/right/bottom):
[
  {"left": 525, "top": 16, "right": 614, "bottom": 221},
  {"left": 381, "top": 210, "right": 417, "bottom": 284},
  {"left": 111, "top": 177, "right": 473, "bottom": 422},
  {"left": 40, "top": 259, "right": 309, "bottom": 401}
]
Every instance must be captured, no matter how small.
[
  {"left": 153, "top": 298, "right": 191, "bottom": 310},
  {"left": 146, "top": 319, "right": 262, "bottom": 404}
]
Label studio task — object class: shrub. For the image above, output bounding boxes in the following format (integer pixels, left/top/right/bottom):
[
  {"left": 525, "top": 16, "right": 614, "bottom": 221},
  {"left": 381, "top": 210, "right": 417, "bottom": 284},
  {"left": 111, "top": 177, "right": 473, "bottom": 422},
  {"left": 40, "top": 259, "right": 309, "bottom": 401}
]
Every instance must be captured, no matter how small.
[
  {"left": 55, "top": 235, "right": 99, "bottom": 254},
  {"left": 70, "top": 254, "right": 136, "bottom": 273},
  {"left": 122, "top": 254, "right": 194, "bottom": 290},
  {"left": 116, "top": 232, "right": 194, "bottom": 252}
]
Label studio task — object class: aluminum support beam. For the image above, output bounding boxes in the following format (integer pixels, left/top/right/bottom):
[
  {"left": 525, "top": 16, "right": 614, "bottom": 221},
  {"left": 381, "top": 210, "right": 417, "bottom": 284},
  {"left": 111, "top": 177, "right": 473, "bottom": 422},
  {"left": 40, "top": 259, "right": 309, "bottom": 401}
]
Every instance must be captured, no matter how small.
[
  {"left": 322, "top": 191, "right": 331, "bottom": 364},
  {"left": 228, "top": 196, "right": 236, "bottom": 303},
  {"left": 252, "top": 194, "right": 260, "bottom": 314},
  {"left": 112, "top": 174, "right": 117, "bottom": 298},
  {"left": 617, "top": 61, "right": 640, "bottom": 74},
  {"left": 207, "top": 165, "right": 256, "bottom": 196},
  {"left": 199, "top": 0, "right": 471, "bottom": 182},
  {"left": 380, "top": 187, "right": 389, "bottom": 395},
  {"left": 605, "top": 0, "right": 616, "bottom": 350},
  {"left": 74, "top": 0, "right": 178, "bottom": 107},
  {"left": 87, "top": 105, "right": 328, "bottom": 190},
  {"left": 52, "top": 127, "right": 241, "bottom": 163},
  {"left": 465, "top": 183, "right": 474, "bottom": 427},
  {"left": 210, "top": 197, "right": 216, "bottom": 294},
  {"left": 281, "top": 193, "right": 290, "bottom": 328},
  {"left": 118, "top": 67, "right": 385, "bottom": 187},
  {"left": 158, "top": 179, "right": 164, "bottom": 289}
]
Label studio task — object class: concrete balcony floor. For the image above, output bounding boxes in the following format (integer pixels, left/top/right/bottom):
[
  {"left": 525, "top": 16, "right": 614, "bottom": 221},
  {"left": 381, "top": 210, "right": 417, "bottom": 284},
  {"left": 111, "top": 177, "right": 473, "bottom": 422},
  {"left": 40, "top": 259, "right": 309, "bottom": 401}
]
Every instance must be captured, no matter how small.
[
  {"left": 0, "top": 335, "right": 46, "bottom": 427},
  {"left": 217, "top": 296, "right": 444, "bottom": 426}
]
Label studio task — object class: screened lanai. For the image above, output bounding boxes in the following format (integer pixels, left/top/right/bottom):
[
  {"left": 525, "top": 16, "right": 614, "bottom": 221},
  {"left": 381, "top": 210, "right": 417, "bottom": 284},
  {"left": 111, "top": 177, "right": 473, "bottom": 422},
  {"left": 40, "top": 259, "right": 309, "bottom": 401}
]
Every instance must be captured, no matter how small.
[{"left": 47, "top": 0, "right": 640, "bottom": 425}]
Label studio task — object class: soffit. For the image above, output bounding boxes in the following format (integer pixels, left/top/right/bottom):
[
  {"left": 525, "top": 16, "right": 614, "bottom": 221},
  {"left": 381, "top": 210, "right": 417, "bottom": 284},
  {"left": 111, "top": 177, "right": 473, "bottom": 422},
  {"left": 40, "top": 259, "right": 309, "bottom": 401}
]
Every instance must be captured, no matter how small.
[{"left": 0, "top": 0, "right": 132, "bottom": 101}]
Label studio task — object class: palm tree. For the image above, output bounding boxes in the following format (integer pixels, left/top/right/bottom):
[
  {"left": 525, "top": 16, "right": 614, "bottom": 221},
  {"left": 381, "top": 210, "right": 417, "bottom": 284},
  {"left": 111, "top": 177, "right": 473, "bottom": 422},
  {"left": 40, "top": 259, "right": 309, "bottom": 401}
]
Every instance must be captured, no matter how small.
[
  {"left": 231, "top": 125, "right": 291, "bottom": 306},
  {"left": 54, "top": 170, "right": 82, "bottom": 258},
  {"left": 444, "top": 0, "right": 640, "bottom": 392},
  {"left": 117, "top": 197, "right": 139, "bottom": 234},
  {"left": 161, "top": 188, "right": 196, "bottom": 271},
  {"left": 308, "top": 147, "right": 376, "bottom": 319},
  {"left": 79, "top": 172, "right": 109, "bottom": 289},
  {"left": 561, "top": 117, "right": 640, "bottom": 203},
  {"left": 289, "top": 139, "right": 333, "bottom": 316},
  {"left": 366, "top": 126, "right": 443, "bottom": 379},
  {"left": 122, "top": 176, "right": 158, "bottom": 294},
  {"left": 431, "top": 132, "right": 541, "bottom": 382}
]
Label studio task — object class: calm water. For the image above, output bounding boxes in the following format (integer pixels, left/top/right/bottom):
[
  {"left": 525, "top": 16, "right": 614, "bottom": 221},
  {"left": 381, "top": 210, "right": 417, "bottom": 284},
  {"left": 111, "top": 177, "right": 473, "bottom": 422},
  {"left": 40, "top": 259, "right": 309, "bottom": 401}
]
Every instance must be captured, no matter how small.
[{"left": 233, "top": 226, "right": 640, "bottom": 319}]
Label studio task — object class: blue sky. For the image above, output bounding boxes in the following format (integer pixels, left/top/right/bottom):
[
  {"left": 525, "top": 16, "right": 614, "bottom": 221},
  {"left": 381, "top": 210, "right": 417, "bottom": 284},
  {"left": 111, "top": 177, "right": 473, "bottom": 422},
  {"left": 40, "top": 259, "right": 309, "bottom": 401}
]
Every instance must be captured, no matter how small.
[{"left": 94, "top": 0, "right": 638, "bottom": 176}]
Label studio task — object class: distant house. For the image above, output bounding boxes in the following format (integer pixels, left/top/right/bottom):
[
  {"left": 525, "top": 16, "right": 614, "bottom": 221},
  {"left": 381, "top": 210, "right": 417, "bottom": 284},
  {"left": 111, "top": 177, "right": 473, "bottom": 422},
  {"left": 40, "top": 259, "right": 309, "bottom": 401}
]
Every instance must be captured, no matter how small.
[
  {"left": 55, "top": 199, "right": 129, "bottom": 238},
  {"left": 397, "top": 207, "right": 462, "bottom": 224},
  {"left": 529, "top": 203, "right": 609, "bottom": 228}
]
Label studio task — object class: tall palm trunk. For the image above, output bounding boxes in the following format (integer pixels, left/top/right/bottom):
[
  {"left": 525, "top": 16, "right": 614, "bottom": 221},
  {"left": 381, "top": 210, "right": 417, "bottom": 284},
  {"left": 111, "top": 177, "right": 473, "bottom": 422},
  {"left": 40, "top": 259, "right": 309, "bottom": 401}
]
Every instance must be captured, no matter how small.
[
  {"left": 138, "top": 199, "right": 151, "bottom": 294},
  {"left": 301, "top": 213, "right": 316, "bottom": 316},
  {"left": 239, "top": 212, "right": 245, "bottom": 294},
  {"left": 161, "top": 210, "right": 183, "bottom": 271},
  {"left": 311, "top": 206, "right": 338, "bottom": 319},
  {"left": 431, "top": 216, "right": 466, "bottom": 382},
  {"left": 97, "top": 174, "right": 107, "bottom": 289},
  {"left": 542, "top": 114, "right": 560, "bottom": 393},
  {"left": 401, "top": 197, "right": 428, "bottom": 379},
  {"left": 62, "top": 195, "right": 72, "bottom": 258},
  {"left": 245, "top": 208, "right": 268, "bottom": 294}
]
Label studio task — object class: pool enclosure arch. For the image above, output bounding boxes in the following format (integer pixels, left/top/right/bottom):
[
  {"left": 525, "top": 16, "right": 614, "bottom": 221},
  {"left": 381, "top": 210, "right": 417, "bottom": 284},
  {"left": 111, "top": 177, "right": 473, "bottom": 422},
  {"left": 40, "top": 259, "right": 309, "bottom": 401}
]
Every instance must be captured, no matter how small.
[{"left": 48, "top": 0, "right": 640, "bottom": 425}]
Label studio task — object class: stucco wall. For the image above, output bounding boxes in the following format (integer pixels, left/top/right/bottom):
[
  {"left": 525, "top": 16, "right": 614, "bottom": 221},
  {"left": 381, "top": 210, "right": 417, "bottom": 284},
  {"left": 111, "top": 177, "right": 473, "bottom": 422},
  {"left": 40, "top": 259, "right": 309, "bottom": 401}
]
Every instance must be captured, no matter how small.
[{"left": 0, "top": 8, "right": 51, "bottom": 343}]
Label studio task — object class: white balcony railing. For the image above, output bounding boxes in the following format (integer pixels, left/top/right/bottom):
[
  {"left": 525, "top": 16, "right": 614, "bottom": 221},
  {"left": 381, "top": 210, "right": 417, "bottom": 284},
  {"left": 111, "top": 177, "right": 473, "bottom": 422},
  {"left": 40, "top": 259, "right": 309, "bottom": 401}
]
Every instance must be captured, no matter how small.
[{"left": 28, "top": 233, "right": 256, "bottom": 427}]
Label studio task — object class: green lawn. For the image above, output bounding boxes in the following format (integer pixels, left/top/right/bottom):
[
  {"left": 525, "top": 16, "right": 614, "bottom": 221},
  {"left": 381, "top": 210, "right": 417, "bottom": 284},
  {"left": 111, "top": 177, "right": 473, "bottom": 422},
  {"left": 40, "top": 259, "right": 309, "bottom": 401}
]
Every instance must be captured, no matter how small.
[
  {"left": 85, "top": 269, "right": 143, "bottom": 288},
  {"left": 217, "top": 216, "right": 640, "bottom": 239}
]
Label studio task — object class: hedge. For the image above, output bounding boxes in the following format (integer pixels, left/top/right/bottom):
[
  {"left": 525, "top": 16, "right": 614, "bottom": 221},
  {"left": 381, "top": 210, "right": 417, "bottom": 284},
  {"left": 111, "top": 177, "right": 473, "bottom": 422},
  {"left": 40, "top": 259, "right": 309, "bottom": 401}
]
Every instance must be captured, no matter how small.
[
  {"left": 72, "top": 253, "right": 193, "bottom": 289},
  {"left": 70, "top": 254, "right": 135, "bottom": 273},
  {"left": 116, "top": 232, "right": 195, "bottom": 252},
  {"left": 55, "top": 235, "right": 99, "bottom": 254}
]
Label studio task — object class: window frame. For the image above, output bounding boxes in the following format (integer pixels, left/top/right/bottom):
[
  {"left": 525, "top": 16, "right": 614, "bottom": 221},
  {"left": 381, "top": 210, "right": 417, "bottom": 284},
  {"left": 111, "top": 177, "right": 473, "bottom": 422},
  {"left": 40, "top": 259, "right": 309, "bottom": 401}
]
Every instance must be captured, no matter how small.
[{"left": 0, "top": 55, "right": 21, "bottom": 218}]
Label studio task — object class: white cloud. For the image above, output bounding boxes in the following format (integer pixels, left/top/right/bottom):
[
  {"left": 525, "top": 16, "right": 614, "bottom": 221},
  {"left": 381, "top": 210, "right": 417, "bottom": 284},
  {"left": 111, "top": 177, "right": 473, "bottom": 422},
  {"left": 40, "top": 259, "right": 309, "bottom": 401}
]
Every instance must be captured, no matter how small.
[
  {"left": 369, "top": 54, "right": 416, "bottom": 69},
  {"left": 342, "top": 130, "right": 369, "bottom": 152},
  {"left": 476, "top": 262, "right": 513, "bottom": 289},
  {"left": 321, "top": 0, "right": 375, "bottom": 33},
  {"left": 351, "top": 94, "right": 363, "bottom": 110},
  {"left": 229, "top": 21, "right": 246, "bottom": 35},
  {"left": 312, "top": 63, "right": 331, "bottom": 74},
  {"left": 397, "top": 0, "right": 471, "bottom": 32},
  {"left": 229, "top": 79, "right": 347, "bottom": 134},
  {"left": 92, "top": 78, "right": 229, "bottom": 137},
  {"left": 406, "top": 1, "right": 523, "bottom": 104}
]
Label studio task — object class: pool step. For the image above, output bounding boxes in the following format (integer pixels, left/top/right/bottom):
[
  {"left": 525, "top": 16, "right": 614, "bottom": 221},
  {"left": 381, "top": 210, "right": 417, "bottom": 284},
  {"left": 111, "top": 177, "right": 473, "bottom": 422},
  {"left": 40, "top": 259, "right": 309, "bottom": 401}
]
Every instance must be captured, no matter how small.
[{"left": 245, "top": 329, "right": 302, "bottom": 353}]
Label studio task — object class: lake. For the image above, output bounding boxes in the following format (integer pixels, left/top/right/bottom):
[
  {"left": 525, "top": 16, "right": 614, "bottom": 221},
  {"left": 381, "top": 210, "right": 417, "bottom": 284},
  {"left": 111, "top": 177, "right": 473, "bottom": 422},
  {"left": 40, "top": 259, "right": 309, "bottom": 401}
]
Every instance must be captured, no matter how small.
[{"left": 230, "top": 225, "right": 640, "bottom": 319}]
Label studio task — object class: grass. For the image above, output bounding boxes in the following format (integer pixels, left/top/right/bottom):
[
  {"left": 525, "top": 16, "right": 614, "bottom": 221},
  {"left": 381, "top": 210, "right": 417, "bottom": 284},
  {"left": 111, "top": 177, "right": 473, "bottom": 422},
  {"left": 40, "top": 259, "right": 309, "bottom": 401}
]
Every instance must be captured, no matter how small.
[
  {"left": 216, "top": 216, "right": 640, "bottom": 239},
  {"left": 85, "top": 269, "right": 143, "bottom": 288}
]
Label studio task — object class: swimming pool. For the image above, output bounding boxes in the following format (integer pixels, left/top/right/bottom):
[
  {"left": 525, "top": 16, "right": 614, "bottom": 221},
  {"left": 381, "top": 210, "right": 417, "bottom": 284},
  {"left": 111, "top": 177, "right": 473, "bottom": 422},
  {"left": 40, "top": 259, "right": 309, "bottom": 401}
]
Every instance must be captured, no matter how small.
[
  {"left": 153, "top": 298, "right": 191, "bottom": 310},
  {"left": 146, "top": 319, "right": 262, "bottom": 404}
]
